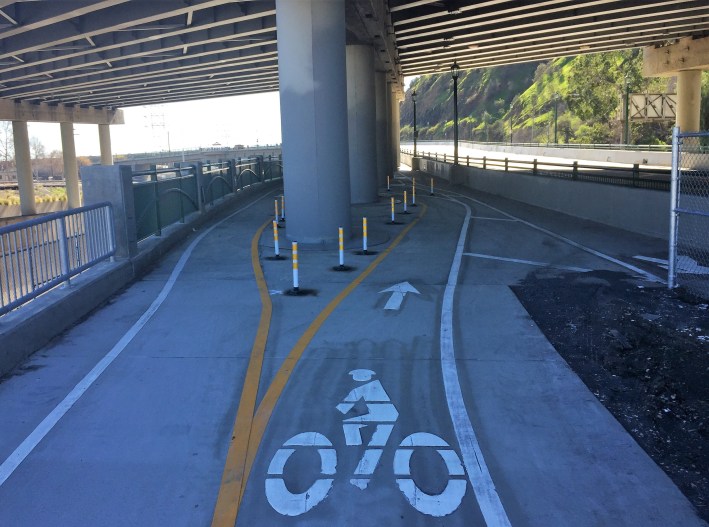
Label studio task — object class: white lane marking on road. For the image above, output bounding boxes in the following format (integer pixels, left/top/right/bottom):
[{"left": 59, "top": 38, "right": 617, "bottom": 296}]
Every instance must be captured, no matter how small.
[
  {"left": 439, "top": 189, "right": 665, "bottom": 284},
  {"left": 379, "top": 281, "right": 420, "bottom": 310},
  {"left": 471, "top": 217, "right": 518, "bottom": 222},
  {"left": 440, "top": 196, "right": 513, "bottom": 527},
  {"left": 0, "top": 190, "right": 276, "bottom": 489},
  {"left": 464, "top": 252, "right": 592, "bottom": 273},
  {"left": 633, "top": 255, "right": 668, "bottom": 265}
]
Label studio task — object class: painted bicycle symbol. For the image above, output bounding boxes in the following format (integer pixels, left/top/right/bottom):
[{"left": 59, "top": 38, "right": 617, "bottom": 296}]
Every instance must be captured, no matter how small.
[{"left": 265, "top": 369, "right": 467, "bottom": 517}]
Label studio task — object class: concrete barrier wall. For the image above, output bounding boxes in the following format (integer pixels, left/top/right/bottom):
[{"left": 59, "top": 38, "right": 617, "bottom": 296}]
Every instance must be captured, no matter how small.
[{"left": 401, "top": 151, "right": 670, "bottom": 240}]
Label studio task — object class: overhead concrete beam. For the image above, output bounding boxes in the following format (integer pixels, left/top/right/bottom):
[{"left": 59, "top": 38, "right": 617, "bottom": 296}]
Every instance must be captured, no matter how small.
[
  {"left": 644, "top": 35, "right": 709, "bottom": 77},
  {"left": 0, "top": 100, "right": 124, "bottom": 125}
]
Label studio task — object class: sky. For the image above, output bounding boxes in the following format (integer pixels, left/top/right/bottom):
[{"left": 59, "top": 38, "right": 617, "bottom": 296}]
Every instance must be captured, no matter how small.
[
  {"left": 25, "top": 77, "right": 418, "bottom": 157},
  {"left": 26, "top": 91, "right": 283, "bottom": 157}
]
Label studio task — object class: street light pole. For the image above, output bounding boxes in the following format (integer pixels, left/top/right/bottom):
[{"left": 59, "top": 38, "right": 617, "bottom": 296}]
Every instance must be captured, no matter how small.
[
  {"left": 451, "top": 61, "right": 460, "bottom": 165},
  {"left": 623, "top": 75, "right": 630, "bottom": 145},
  {"left": 553, "top": 93, "right": 559, "bottom": 144},
  {"left": 509, "top": 104, "right": 512, "bottom": 144},
  {"left": 411, "top": 90, "right": 419, "bottom": 157},
  {"left": 412, "top": 89, "right": 418, "bottom": 158}
]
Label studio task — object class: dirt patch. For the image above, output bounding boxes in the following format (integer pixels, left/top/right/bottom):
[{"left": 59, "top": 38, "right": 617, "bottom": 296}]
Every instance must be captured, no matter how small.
[{"left": 512, "top": 270, "right": 708, "bottom": 522}]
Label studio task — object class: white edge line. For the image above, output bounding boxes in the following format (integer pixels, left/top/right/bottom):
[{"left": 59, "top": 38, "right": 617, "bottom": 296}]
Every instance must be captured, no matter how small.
[
  {"left": 440, "top": 196, "right": 512, "bottom": 527},
  {"left": 464, "top": 252, "right": 592, "bottom": 273},
  {"left": 439, "top": 189, "right": 665, "bottom": 284},
  {"left": 0, "top": 188, "right": 276, "bottom": 488}
]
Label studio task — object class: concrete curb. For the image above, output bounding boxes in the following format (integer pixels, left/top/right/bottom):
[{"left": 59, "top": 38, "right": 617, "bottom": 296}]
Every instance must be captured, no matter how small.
[{"left": 0, "top": 181, "right": 280, "bottom": 378}]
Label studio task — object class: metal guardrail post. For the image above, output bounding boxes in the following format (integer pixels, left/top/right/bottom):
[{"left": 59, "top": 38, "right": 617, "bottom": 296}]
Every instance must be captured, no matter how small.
[
  {"left": 466, "top": 155, "right": 469, "bottom": 167},
  {"left": 572, "top": 161, "right": 578, "bottom": 179},
  {"left": 533, "top": 159, "right": 538, "bottom": 175},
  {"left": 443, "top": 153, "right": 447, "bottom": 163},
  {"left": 229, "top": 159, "right": 237, "bottom": 192},
  {"left": 194, "top": 162, "right": 205, "bottom": 213},
  {"left": 57, "top": 216, "right": 71, "bottom": 288},
  {"left": 505, "top": 158, "right": 509, "bottom": 172},
  {"left": 150, "top": 164, "right": 162, "bottom": 236},
  {"left": 632, "top": 163, "right": 639, "bottom": 187},
  {"left": 668, "top": 126, "right": 680, "bottom": 289},
  {"left": 483, "top": 156, "right": 486, "bottom": 170}
]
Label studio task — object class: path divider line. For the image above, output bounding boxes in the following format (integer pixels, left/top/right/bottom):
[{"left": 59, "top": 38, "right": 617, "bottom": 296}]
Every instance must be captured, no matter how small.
[
  {"left": 211, "top": 218, "right": 273, "bottom": 527},
  {"left": 0, "top": 188, "right": 277, "bottom": 489},
  {"left": 228, "top": 204, "right": 428, "bottom": 523},
  {"left": 439, "top": 196, "right": 512, "bottom": 527}
]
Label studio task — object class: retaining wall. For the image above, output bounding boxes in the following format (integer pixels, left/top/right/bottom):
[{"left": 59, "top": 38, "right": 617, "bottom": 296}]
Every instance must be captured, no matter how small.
[{"left": 401, "top": 151, "right": 670, "bottom": 240}]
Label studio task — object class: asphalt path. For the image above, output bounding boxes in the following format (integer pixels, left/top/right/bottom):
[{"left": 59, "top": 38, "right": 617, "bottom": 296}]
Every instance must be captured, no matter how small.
[{"left": 0, "top": 175, "right": 705, "bottom": 526}]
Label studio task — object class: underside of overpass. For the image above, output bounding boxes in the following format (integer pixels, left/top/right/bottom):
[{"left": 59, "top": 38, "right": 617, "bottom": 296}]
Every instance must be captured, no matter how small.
[{"left": 1, "top": 0, "right": 708, "bottom": 239}]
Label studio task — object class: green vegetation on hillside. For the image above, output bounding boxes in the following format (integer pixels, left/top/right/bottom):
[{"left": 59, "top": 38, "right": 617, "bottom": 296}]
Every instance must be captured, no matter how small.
[{"left": 401, "top": 50, "right": 709, "bottom": 145}]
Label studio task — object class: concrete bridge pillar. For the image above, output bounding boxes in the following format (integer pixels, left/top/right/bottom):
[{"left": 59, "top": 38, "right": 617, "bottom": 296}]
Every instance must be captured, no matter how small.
[
  {"left": 60, "top": 122, "right": 81, "bottom": 209},
  {"left": 99, "top": 124, "right": 113, "bottom": 165},
  {"left": 375, "top": 71, "right": 390, "bottom": 187},
  {"left": 676, "top": 70, "right": 702, "bottom": 132},
  {"left": 12, "top": 120, "right": 36, "bottom": 216},
  {"left": 346, "top": 44, "right": 378, "bottom": 204},
  {"left": 389, "top": 83, "right": 401, "bottom": 172},
  {"left": 276, "top": 0, "right": 351, "bottom": 243}
]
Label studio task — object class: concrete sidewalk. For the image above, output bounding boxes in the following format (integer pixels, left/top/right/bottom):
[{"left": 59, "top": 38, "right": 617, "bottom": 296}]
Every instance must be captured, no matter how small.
[{"left": 0, "top": 174, "right": 704, "bottom": 526}]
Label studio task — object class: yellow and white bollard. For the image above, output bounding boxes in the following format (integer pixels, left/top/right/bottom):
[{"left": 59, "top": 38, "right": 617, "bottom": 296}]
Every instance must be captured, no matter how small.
[
  {"left": 411, "top": 179, "right": 417, "bottom": 206},
  {"left": 430, "top": 177, "right": 434, "bottom": 196},
  {"left": 338, "top": 227, "right": 345, "bottom": 268},
  {"left": 362, "top": 217, "right": 368, "bottom": 254},
  {"left": 292, "top": 241, "right": 299, "bottom": 291},
  {"left": 390, "top": 196, "right": 395, "bottom": 223},
  {"left": 387, "top": 176, "right": 391, "bottom": 192},
  {"left": 280, "top": 195, "right": 285, "bottom": 222},
  {"left": 273, "top": 221, "right": 280, "bottom": 257},
  {"left": 403, "top": 190, "right": 409, "bottom": 214}
]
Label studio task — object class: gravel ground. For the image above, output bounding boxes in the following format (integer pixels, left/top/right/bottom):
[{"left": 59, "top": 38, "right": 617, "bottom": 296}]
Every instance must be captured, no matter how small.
[{"left": 512, "top": 269, "right": 708, "bottom": 522}]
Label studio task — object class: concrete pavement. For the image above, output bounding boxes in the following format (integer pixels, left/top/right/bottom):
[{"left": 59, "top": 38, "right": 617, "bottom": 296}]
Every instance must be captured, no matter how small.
[{"left": 0, "top": 173, "right": 704, "bottom": 526}]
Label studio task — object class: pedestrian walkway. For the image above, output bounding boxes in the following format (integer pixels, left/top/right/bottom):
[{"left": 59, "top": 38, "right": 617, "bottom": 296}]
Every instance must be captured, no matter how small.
[{"left": 0, "top": 173, "right": 704, "bottom": 527}]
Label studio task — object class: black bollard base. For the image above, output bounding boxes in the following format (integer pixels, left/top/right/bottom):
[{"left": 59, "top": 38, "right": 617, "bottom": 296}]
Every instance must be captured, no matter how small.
[
  {"left": 266, "top": 255, "right": 287, "bottom": 261},
  {"left": 332, "top": 265, "right": 355, "bottom": 272},
  {"left": 284, "top": 288, "right": 317, "bottom": 297},
  {"left": 354, "top": 250, "right": 378, "bottom": 256}
]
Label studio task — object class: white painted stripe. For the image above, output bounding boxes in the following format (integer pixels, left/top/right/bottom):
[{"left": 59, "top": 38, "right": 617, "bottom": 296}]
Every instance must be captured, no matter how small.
[
  {"left": 471, "top": 217, "right": 518, "bottom": 222},
  {"left": 633, "top": 255, "right": 668, "bottom": 265},
  {"left": 0, "top": 189, "right": 276, "bottom": 488},
  {"left": 464, "top": 252, "right": 592, "bottom": 273},
  {"left": 439, "top": 196, "right": 512, "bottom": 527},
  {"left": 283, "top": 432, "right": 333, "bottom": 447},
  {"left": 439, "top": 189, "right": 665, "bottom": 284}
]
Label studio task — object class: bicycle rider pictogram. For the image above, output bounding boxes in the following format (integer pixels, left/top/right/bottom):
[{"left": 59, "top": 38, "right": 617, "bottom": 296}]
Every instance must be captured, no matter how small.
[{"left": 265, "top": 369, "right": 468, "bottom": 517}]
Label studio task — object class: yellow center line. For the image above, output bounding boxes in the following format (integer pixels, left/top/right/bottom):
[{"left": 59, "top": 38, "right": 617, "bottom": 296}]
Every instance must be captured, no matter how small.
[
  {"left": 211, "top": 204, "right": 427, "bottom": 527},
  {"left": 211, "top": 218, "right": 272, "bottom": 527}
]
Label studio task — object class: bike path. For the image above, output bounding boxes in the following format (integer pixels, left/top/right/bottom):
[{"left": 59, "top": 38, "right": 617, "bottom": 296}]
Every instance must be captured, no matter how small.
[
  {"left": 234, "top": 177, "right": 705, "bottom": 526},
  {"left": 0, "top": 188, "right": 281, "bottom": 526}
]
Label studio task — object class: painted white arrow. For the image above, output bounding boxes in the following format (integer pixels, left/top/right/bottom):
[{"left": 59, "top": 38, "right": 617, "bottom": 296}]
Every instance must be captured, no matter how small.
[{"left": 379, "top": 282, "right": 420, "bottom": 310}]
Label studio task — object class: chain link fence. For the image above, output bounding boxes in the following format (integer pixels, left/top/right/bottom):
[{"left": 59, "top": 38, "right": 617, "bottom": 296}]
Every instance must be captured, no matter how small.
[{"left": 669, "top": 128, "right": 709, "bottom": 299}]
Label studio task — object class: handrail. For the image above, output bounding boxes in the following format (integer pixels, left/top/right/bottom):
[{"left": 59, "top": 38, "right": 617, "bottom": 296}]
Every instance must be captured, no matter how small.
[
  {"left": 1, "top": 202, "right": 116, "bottom": 316},
  {"left": 401, "top": 148, "right": 671, "bottom": 191}
]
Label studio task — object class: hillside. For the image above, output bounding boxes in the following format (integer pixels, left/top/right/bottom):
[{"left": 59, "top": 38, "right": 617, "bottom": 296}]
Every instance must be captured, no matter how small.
[{"left": 401, "top": 50, "right": 709, "bottom": 145}]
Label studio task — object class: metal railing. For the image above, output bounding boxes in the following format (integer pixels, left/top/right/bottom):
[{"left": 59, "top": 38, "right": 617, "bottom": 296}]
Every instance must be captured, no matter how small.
[
  {"left": 404, "top": 139, "right": 678, "bottom": 153},
  {"left": 133, "top": 155, "right": 282, "bottom": 241},
  {"left": 402, "top": 148, "right": 671, "bottom": 191},
  {"left": 1, "top": 202, "right": 116, "bottom": 316}
]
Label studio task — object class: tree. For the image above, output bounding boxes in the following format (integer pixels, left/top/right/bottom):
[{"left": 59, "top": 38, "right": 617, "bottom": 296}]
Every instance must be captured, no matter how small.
[
  {"left": 29, "top": 136, "right": 45, "bottom": 160},
  {"left": 0, "top": 121, "right": 13, "bottom": 164}
]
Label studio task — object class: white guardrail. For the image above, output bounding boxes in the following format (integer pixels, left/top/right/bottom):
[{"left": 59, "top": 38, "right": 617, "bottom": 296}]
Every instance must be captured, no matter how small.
[{"left": 0, "top": 203, "right": 116, "bottom": 316}]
